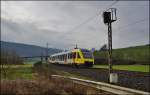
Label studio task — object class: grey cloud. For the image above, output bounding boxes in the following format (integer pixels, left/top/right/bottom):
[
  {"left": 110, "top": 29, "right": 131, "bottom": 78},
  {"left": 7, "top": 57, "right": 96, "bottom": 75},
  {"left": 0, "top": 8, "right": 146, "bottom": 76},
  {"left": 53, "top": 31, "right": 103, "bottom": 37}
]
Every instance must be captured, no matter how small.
[{"left": 1, "top": 1, "right": 149, "bottom": 49}]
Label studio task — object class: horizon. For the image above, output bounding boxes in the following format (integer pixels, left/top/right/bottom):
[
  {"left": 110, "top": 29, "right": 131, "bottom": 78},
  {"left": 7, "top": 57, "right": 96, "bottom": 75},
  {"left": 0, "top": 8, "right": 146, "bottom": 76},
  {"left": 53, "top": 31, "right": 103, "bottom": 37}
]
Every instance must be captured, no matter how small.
[{"left": 1, "top": 40, "right": 149, "bottom": 51}]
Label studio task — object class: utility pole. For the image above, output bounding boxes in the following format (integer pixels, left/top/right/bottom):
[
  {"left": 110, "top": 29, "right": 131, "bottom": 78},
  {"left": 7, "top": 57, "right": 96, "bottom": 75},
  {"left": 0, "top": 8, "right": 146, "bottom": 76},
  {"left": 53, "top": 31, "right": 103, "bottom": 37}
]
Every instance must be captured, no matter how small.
[
  {"left": 41, "top": 52, "right": 43, "bottom": 64},
  {"left": 46, "top": 43, "right": 48, "bottom": 64},
  {"left": 103, "top": 8, "right": 117, "bottom": 83}
]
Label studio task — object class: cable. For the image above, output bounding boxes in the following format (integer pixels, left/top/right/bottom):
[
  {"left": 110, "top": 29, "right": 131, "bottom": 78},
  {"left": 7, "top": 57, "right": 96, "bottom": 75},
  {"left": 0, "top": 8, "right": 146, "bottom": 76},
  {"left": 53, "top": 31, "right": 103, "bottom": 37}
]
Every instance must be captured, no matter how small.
[
  {"left": 66, "top": 13, "right": 99, "bottom": 33},
  {"left": 65, "top": 0, "right": 119, "bottom": 33},
  {"left": 114, "top": 18, "right": 149, "bottom": 31},
  {"left": 105, "top": 0, "right": 119, "bottom": 12}
]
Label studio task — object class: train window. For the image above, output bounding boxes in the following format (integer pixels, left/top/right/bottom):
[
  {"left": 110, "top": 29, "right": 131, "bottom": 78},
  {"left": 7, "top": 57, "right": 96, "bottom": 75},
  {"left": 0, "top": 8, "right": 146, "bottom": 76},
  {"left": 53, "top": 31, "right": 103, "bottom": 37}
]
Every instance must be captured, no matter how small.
[
  {"left": 70, "top": 53, "right": 72, "bottom": 59},
  {"left": 82, "top": 52, "right": 93, "bottom": 58},
  {"left": 62, "top": 54, "right": 64, "bottom": 61},
  {"left": 61, "top": 55, "right": 63, "bottom": 61},
  {"left": 69, "top": 53, "right": 71, "bottom": 59},
  {"left": 67, "top": 54, "right": 69, "bottom": 59},
  {"left": 71, "top": 53, "right": 72, "bottom": 59},
  {"left": 59, "top": 55, "right": 61, "bottom": 60}
]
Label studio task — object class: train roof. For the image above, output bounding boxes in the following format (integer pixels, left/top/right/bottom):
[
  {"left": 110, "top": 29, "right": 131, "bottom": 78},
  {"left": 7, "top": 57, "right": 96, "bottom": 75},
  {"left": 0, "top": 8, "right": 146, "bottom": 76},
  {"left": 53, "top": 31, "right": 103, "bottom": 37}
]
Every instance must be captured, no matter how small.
[{"left": 50, "top": 48, "right": 91, "bottom": 57}]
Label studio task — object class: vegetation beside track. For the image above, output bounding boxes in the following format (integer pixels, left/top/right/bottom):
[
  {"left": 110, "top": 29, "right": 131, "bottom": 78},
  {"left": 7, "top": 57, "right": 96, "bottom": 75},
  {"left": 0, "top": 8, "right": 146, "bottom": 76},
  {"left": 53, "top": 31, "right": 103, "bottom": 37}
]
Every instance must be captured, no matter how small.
[
  {"left": 0, "top": 64, "right": 34, "bottom": 80},
  {"left": 93, "top": 65, "right": 149, "bottom": 72},
  {"left": 1, "top": 62, "right": 105, "bottom": 95},
  {"left": 94, "top": 45, "right": 150, "bottom": 65}
]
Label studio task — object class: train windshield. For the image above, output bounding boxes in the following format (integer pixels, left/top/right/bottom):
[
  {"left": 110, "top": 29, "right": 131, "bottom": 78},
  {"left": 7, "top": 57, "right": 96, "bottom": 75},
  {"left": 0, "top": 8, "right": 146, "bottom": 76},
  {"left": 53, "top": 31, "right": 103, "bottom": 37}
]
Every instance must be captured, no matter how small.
[{"left": 81, "top": 49, "right": 93, "bottom": 58}]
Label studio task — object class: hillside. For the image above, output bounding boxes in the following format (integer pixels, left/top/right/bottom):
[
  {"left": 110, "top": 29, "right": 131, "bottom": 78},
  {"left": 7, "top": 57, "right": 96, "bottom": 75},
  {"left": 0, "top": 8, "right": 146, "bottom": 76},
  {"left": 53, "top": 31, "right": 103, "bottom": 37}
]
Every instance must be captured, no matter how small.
[
  {"left": 1, "top": 41, "right": 62, "bottom": 57},
  {"left": 94, "top": 45, "right": 150, "bottom": 64}
]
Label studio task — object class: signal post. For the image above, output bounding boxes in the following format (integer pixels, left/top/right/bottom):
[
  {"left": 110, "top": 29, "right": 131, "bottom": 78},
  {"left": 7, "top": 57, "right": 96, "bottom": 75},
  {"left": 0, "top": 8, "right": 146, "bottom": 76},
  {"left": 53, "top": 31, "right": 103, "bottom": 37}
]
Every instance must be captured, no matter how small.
[{"left": 103, "top": 8, "right": 118, "bottom": 83}]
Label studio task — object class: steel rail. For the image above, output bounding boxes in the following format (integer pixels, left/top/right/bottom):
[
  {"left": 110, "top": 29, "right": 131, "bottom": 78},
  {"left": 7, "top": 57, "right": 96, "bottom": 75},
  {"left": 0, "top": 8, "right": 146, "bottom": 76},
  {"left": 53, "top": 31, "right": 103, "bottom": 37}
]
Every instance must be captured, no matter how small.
[{"left": 51, "top": 75, "right": 150, "bottom": 95}]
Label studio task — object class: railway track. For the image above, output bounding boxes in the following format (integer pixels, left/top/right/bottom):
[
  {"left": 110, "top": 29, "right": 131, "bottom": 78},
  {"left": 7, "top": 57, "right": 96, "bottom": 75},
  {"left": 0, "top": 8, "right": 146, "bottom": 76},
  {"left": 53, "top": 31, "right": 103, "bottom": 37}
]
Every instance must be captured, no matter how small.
[
  {"left": 47, "top": 63, "right": 150, "bottom": 92},
  {"left": 51, "top": 75, "right": 150, "bottom": 95}
]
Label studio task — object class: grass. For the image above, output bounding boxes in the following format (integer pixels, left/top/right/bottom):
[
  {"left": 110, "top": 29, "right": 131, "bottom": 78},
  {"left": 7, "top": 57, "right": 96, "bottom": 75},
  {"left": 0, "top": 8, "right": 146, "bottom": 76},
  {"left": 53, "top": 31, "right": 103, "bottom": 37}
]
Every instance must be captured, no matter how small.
[
  {"left": 23, "top": 58, "right": 41, "bottom": 64},
  {"left": 1, "top": 76, "right": 101, "bottom": 95},
  {"left": 0, "top": 64, "right": 34, "bottom": 80},
  {"left": 1, "top": 62, "right": 103, "bottom": 95},
  {"left": 93, "top": 65, "right": 150, "bottom": 72},
  {"left": 94, "top": 45, "right": 150, "bottom": 63},
  {"left": 0, "top": 64, "right": 33, "bottom": 68}
]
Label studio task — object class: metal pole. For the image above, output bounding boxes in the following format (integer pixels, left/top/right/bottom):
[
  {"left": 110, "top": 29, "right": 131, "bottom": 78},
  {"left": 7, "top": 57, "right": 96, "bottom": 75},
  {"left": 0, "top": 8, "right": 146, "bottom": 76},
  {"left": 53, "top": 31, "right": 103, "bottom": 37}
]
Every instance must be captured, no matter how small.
[
  {"left": 46, "top": 43, "right": 48, "bottom": 64},
  {"left": 108, "top": 22, "right": 112, "bottom": 81}
]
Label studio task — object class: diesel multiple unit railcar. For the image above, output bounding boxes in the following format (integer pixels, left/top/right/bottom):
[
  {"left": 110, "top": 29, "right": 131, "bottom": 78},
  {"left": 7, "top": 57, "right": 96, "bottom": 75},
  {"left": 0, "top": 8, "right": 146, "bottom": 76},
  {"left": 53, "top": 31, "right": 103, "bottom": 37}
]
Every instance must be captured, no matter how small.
[{"left": 49, "top": 48, "right": 94, "bottom": 67}]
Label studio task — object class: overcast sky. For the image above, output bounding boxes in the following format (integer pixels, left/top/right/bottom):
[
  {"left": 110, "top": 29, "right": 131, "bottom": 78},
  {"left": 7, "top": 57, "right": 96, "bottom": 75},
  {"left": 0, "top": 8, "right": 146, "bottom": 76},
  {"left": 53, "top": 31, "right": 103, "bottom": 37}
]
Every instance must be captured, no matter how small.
[{"left": 1, "top": 1, "right": 149, "bottom": 50}]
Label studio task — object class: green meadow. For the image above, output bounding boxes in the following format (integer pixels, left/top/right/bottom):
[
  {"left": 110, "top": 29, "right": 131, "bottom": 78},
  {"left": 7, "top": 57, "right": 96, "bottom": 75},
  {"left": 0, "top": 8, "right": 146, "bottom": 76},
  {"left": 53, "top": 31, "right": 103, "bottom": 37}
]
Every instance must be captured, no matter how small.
[
  {"left": 0, "top": 64, "right": 34, "bottom": 80},
  {"left": 93, "top": 65, "right": 149, "bottom": 72}
]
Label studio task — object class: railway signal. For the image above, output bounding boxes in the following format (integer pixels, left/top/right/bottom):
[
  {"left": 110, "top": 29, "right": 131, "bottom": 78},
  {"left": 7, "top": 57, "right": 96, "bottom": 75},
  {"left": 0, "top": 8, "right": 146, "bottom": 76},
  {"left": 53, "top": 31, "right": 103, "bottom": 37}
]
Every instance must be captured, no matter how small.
[{"left": 103, "top": 8, "right": 117, "bottom": 83}]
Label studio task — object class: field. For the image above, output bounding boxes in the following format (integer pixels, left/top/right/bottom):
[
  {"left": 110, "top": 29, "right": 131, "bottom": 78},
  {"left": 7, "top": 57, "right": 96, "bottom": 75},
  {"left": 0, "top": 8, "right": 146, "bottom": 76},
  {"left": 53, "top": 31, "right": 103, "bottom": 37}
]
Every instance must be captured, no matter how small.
[
  {"left": 1, "top": 63, "right": 106, "bottom": 95},
  {"left": 0, "top": 64, "right": 34, "bottom": 80},
  {"left": 94, "top": 45, "right": 150, "bottom": 64},
  {"left": 93, "top": 65, "right": 149, "bottom": 72}
]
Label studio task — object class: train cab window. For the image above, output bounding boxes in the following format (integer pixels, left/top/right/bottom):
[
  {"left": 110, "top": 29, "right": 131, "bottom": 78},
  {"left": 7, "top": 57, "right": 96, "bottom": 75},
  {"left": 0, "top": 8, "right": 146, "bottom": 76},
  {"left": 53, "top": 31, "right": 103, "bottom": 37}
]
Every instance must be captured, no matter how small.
[
  {"left": 77, "top": 53, "right": 81, "bottom": 58},
  {"left": 72, "top": 52, "right": 76, "bottom": 59}
]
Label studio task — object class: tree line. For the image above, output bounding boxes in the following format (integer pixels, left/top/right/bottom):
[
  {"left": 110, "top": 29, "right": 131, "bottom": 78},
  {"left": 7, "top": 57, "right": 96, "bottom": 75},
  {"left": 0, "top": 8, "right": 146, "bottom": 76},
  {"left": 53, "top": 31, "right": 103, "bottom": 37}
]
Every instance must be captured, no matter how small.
[{"left": 1, "top": 49, "right": 23, "bottom": 65}]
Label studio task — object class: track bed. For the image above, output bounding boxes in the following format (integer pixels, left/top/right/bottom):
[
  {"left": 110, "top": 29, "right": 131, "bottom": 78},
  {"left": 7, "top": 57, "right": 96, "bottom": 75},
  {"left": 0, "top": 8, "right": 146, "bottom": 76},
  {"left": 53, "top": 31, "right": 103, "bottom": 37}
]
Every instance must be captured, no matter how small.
[{"left": 48, "top": 63, "right": 150, "bottom": 92}]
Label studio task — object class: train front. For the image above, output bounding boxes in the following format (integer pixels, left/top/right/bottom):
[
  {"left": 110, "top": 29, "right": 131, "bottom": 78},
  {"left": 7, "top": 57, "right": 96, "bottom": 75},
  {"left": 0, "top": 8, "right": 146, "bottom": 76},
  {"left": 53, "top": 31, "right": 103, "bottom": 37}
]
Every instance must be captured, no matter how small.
[{"left": 80, "top": 49, "right": 94, "bottom": 67}]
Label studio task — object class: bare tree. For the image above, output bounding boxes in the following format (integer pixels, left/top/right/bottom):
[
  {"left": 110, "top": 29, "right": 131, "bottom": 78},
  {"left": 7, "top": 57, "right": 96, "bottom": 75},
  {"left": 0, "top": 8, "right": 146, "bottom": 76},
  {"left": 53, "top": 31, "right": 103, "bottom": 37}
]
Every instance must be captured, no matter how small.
[{"left": 99, "top": 44, "right": 108, "bottom": 51}]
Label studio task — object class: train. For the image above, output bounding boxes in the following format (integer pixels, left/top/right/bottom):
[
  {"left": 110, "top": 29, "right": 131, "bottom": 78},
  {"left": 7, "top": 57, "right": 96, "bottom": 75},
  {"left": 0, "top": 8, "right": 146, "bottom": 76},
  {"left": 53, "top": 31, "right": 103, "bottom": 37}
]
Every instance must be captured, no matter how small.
[{"left": 48, "top": 48, "right": 94, "bottom": 67}]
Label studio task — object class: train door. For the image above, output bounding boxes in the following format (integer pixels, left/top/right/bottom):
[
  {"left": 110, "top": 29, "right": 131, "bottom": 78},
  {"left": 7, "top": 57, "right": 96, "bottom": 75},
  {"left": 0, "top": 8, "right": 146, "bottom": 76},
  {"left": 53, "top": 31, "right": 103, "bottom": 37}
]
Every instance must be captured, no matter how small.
[{"left": 76, "top": 52, "right": 81, "bottom": 64}]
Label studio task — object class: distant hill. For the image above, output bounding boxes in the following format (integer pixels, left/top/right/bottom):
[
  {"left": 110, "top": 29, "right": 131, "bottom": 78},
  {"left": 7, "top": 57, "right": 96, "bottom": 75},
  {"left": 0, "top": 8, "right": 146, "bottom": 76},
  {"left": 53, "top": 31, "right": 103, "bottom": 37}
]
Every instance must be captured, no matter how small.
[
  {"left": 94, "top": 45, "right": 150, "bottom": 65},
  {"left": 1, "top": 41, "right": 62, "bottom": 57}
]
